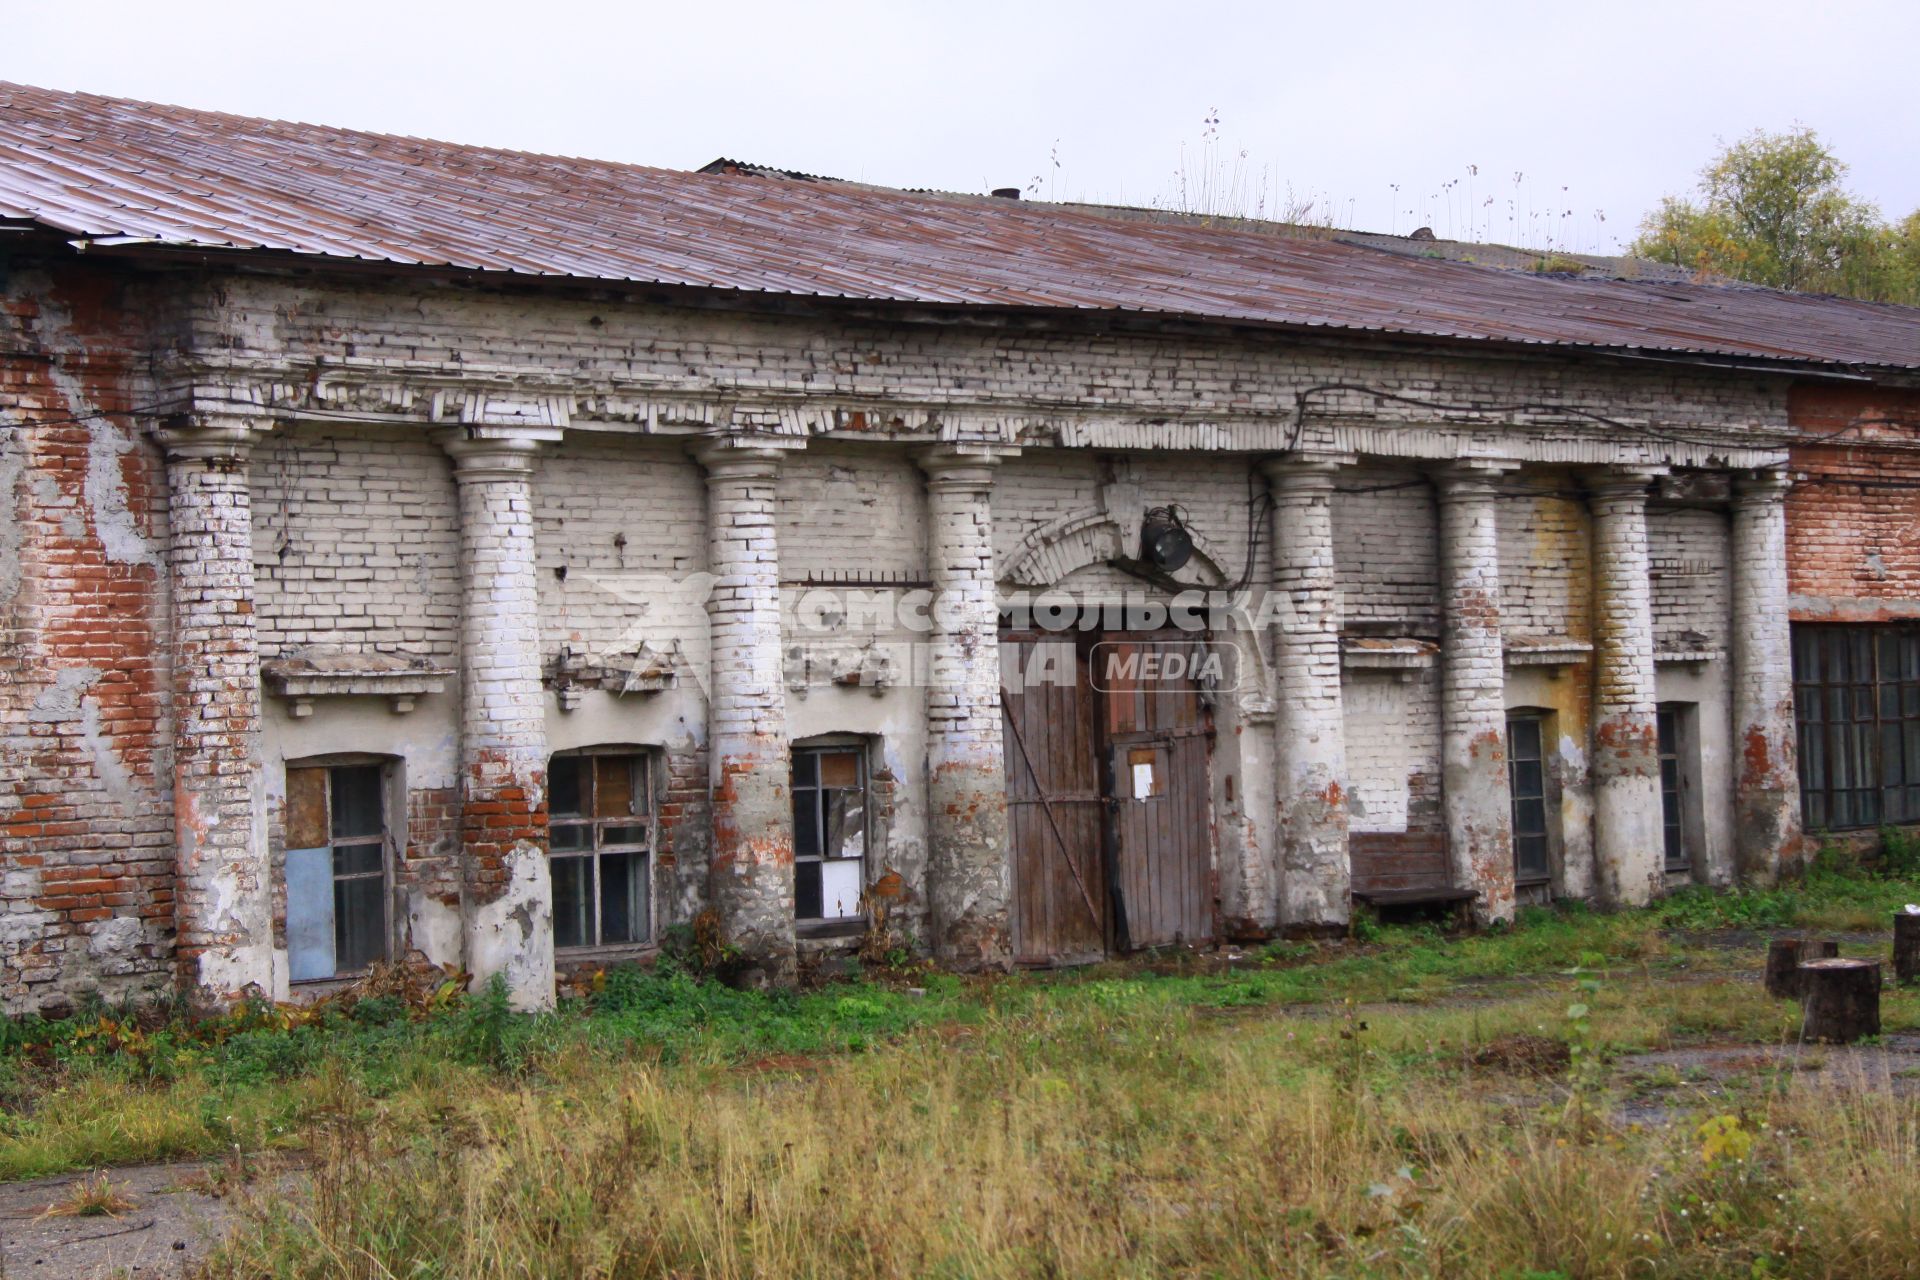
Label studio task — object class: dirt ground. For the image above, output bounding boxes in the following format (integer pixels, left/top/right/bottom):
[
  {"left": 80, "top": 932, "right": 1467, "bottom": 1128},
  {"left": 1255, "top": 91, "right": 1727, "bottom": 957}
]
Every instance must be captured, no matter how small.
[{"left": 0, "top": 1159, "right": 288, "bottom": 1279}]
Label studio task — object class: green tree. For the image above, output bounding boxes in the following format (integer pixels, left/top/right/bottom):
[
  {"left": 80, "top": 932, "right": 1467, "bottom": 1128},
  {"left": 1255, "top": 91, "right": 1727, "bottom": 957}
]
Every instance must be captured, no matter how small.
[{"left": 1633, "top": 128, "right": 1919, "bottom": 304}]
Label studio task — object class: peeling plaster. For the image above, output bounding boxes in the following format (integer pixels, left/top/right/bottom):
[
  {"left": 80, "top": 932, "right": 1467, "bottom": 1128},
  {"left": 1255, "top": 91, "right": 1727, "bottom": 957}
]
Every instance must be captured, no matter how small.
[
  {"left": 29, "top": 666, "right": 100, "bottom": 723},
  {"left": 0, "top": 430, "right": 23, "bottom": 604},
  {"left": 33, "top": 293, "right": 160, "bottom": 568},
  {"left": 80, "top": 692, "right": 135, "bottom": 807},
  {"left": 465, "top": 843, "right": 555, "bottom": 1012}
]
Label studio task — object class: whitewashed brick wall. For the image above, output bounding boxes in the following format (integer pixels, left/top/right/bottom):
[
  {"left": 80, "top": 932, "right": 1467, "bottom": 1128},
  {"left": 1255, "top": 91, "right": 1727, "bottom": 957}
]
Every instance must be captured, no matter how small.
[
  {"left": 992, "top": 451, "right": 1267, "bottom": 592},
  {"left": 533, "top": 434, "right": 707, "bottom": 658},
  {"left": 1649, "top": 506, "right": 1731, "bottom": 650},
  {"left": 1333, "top": 468, "right": 1438, "bottom": 629},
  {"left": 1342, "top": 671, "right": 1442, "bottom": 834},
  {"left": 776, "top": 444, "right": 927, "bottom": 581},
  {"left": 250, "top": 427, "right": 460, "bottom": 661},
  {"left": 1497, "top": 475, "right": 1592, "bottom": 640}
]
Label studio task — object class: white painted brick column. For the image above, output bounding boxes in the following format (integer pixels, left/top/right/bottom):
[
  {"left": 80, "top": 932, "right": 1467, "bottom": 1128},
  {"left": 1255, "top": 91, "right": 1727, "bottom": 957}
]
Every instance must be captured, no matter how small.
[
  {"left": 918, "top": 445, "right": 1014, "bottom": 969},
  {"left": 1730, "top": 467, "right": 1802, "bottom": 886},
  {"left": 1589, "top": 467, "right": 1665, "bottom": 907},
  {"left": 442, "top": 426, "right": 557, "bottom": 1012},
  {"left": 1435, "top": 462, "right": 1516, "bottom": 925},
  {"left": 694, "top": 440, "right": 798, "bottom": 987},
  {"left": 1263, "top": 454, "right": 1351, "bottom": 933},
  {"left": 156, "top": 418, "right": 274, "bottom": 1004}
]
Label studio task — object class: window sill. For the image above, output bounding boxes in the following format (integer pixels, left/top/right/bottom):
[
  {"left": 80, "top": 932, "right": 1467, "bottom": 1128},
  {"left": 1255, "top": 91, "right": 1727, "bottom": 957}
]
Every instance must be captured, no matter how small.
[
  {"left": 555, "top": 942, "right": 657, "bottom": 963},
  {"left": 797, "top": 916, "right": 867, "bottom": 941},
  {"left": 289, "top": 969, "right": 374, "bottom": 991}
]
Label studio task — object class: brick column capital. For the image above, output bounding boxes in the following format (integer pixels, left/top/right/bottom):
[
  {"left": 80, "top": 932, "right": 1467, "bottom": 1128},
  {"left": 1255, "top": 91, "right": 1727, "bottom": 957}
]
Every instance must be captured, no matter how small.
[
  {"left": 438, "top": 425, "right": 559, "bottom": 482},
  {"left": 1261, "top": 451, "right": 1353, "bottom": 493},
  {"left": 690, "top": 438, "right": 796, "bottom": 480},
  {"left": 152, "top": 416, "right": 273, "bottom": 466},
  {"left": 1586, "top": 466, "right": 1668, "bottom": 508},
  {"left": 916, "top": 443, "right": 1010, "bottom": 491},
  {"left": 1431, "top": 459, "right": 1519, "bottom": 503},
  {"left": 1733, "top": 466, "right": 1793, "bottom": 505}
]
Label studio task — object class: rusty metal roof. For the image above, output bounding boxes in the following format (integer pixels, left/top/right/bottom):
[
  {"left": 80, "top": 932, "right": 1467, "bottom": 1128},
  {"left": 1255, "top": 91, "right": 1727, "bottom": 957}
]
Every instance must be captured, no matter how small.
[{"left": 2, "top": 82, "right": 1917, "bottom": 372}]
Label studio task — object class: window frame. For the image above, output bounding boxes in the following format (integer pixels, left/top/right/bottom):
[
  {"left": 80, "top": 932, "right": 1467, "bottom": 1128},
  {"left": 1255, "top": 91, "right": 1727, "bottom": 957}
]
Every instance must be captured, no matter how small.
[
  {"left": 791, "top": 739, "right": 871, "bottom": 923},
  {"left": 284, "top": 756, "right": 396, "bottom": 984},
  {"left": 547, "top": 746, "right": 656, "bottom": 953},
  {"left": 1505, "top": 712, "right": 1553, "bottom": 887},
  {"left": 1655, "top": 705, "right": 1692, "bottom": 875},
  {"left": 1793, "top": 624, "right": 1920, "bottom": 831}
]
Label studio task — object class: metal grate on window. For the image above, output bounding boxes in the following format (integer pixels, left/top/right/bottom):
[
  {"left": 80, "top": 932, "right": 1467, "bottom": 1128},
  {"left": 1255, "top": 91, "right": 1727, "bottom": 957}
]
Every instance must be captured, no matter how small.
[
  {"left": 1506, "top": 716, "right": 1551, "bottom": 885},
  {"left": 548, "top": 751, "right": 652, "bottom": 949},
  {"left": 1793, "top": 625, "right": 1920, "bottom": 831}
]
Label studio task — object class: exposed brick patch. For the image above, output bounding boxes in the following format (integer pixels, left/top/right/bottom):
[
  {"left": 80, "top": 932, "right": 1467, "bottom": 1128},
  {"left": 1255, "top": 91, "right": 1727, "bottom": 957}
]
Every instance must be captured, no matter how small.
[{"left": 0, "top": 261, "right": 173, "bottom": 1014}]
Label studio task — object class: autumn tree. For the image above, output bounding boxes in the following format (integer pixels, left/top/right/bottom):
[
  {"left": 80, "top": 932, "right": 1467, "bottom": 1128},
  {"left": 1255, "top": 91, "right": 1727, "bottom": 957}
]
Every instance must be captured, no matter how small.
[{"left": 1633, "top": 128, "right": 1920, "bottom": 304}]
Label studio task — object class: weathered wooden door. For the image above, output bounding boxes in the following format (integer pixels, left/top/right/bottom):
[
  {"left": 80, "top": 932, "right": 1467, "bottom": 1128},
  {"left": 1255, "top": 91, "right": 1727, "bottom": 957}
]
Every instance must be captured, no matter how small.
[
  {"left": 1000, "top": 633, "right": 1110, "bottom": 963},
  {"left": 1098, "top": 635, "right": 1216, "bottom": 949}
]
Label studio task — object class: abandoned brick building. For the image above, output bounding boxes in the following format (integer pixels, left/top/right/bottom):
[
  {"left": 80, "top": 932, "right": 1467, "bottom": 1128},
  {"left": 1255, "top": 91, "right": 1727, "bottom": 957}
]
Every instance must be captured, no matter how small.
[{"left": 1, "top": 83, "right": 1917, "bottom": 1013}]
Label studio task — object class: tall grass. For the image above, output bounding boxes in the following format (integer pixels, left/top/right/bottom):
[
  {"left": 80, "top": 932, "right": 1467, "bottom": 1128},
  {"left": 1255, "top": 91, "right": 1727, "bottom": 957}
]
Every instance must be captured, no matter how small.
[{"left": 200, "top": 998, "right": 1920, "bottom": 1279}]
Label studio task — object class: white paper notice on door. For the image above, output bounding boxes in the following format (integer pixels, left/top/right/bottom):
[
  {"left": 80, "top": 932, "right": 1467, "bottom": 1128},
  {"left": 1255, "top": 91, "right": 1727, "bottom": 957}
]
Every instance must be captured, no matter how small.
[{"left": 1131, "top": 757, "right": 1156, "bottom": 800}]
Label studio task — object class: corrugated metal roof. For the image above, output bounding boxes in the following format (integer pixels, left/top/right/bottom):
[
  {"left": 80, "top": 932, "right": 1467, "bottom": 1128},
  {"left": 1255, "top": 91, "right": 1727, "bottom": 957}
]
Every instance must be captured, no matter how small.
[{"left": 1, "top": 82, "right": 1916, "bottom": 372}]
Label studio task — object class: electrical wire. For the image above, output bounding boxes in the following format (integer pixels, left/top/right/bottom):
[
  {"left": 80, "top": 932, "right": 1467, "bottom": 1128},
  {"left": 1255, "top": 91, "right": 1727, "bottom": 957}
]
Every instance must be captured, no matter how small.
[
  {"left": 0, "top": 395, "right": 192, "bottom": 430},
  {"left": 1289, "top": 382, "right": 1798, "bottom": 453}
]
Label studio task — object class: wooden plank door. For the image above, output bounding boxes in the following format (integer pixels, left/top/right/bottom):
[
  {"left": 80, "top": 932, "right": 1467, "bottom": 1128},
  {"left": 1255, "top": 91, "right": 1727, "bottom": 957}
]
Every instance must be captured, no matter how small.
[
  {"left": 1001, "top": 632, "right": 1109, "bottom": 964},
  {"left": 1098, "top": 634, "right": 1215, "bottom": 950}
]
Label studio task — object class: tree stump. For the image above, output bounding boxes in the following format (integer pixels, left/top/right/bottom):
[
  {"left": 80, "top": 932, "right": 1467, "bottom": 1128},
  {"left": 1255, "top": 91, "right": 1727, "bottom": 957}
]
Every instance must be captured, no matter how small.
[
  {"left": 1765, "top": 937, "right": 1838, "bottom": 998},
  {"left": 1895, "top": 914, "right": 1920, "bottom": 985},
  {"left": 1800, "top": 958, "right": 1881, "bottom": 1043}
]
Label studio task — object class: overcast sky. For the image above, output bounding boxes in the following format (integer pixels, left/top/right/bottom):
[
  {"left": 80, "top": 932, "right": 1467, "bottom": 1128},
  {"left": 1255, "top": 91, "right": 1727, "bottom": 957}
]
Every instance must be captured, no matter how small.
[{"left": 6, "top": 0, "right": 1916, "bottom": 253}]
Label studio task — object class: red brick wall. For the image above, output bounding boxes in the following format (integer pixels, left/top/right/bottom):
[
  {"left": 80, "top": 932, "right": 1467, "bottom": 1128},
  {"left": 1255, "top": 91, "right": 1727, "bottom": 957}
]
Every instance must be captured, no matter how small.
[
  {"left": 1787, "top": 384, "right": 1920, "bottom": 622},
  {"left": 1, "top": 257, "right": 174, "bottom": 1015}
]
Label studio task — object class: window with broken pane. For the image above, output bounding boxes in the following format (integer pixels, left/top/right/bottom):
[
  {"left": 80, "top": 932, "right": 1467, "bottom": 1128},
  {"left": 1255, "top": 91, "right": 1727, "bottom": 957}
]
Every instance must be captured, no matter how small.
[
  {"left": 285, "top": 762, "right": 390, "bottom": 982},
  {"left": 548, "top": 750, "right": 652, "bottom": 949},
  {"left": 792, "top": 745, "right": 867, "bottom": 920}
]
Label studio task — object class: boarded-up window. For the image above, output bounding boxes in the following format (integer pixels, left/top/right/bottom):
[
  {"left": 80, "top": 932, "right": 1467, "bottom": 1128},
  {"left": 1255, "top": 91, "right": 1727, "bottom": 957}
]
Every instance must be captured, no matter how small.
[
  {"left": 286, "top": 763, "right": 390, "bottom": 982},
  {"left": 548, "top": 751, "right": 652, "bottom": 949},
  {"left": 792, "top": 746, "right": 867, "bottom": 920}
]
